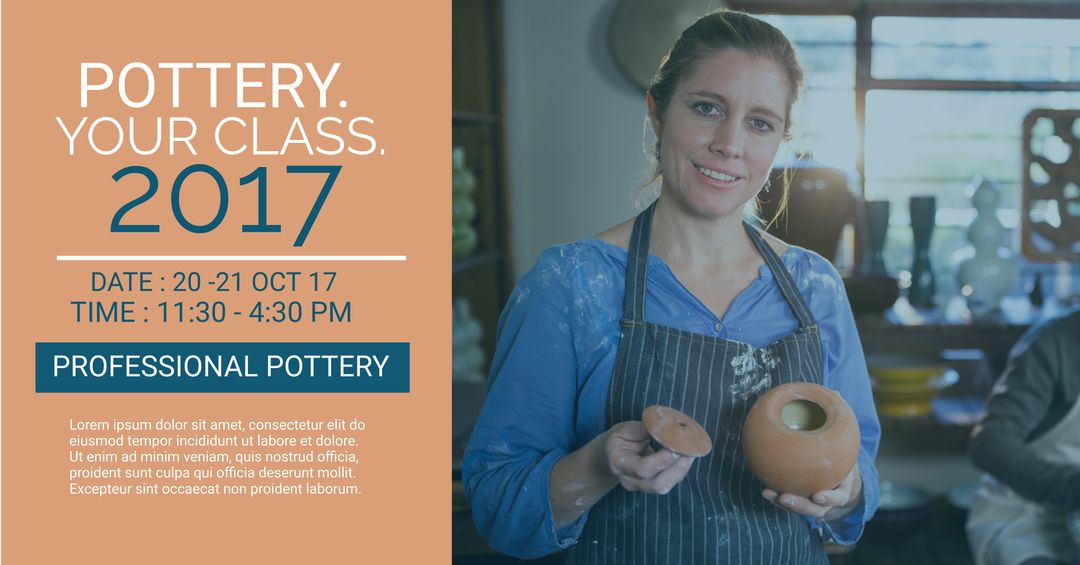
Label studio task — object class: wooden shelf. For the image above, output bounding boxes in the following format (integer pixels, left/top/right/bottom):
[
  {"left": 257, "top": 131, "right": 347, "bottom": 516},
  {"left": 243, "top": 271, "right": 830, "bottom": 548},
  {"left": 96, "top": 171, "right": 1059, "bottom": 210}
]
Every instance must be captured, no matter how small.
[
  {"left": 856, "top": 313, "right": 1029, "bottom": 380},
  {"left": 452, "top": 2, "right": 513, "bottom": 557},
  {"left": 453, "top": 251, "right": 501, "bottom": 275},
  {"left": 453, "top": 111, "right": 499, "bottom": 125}
]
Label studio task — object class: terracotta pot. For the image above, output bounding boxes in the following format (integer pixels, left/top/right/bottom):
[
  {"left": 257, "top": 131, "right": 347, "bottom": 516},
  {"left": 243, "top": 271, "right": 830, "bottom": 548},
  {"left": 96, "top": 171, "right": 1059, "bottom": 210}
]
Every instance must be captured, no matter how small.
[
  {"left": 642, "top": 405, "right": 712, "bottom": 457},
  {"left": 741, "top": 382, "right": 860, "bottom": 497}
]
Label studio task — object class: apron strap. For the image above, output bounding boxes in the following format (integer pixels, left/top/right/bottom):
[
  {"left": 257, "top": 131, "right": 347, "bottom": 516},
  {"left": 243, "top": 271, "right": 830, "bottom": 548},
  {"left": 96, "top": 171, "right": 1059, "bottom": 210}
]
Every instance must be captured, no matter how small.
[
  {"left": 622, "top": 200, "right": 656, "bottom": 322},
  {"left": 744, "top": 222, "right": 817, "bottom": 329}
]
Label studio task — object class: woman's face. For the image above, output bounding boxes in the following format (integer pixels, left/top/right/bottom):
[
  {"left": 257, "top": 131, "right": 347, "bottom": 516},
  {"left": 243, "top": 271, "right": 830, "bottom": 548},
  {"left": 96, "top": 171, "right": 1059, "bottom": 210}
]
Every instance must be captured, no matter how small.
[{"left": 651, "top": 49, "right": 790, "bottom": 222}]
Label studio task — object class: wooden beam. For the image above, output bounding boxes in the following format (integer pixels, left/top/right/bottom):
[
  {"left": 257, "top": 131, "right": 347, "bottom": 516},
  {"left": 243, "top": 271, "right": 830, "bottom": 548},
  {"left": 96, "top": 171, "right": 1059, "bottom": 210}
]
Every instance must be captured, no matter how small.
[
  {"left": 866, "top": 79, "right": 1080, "bottom": 91},
  {"left": 729, "top": 1, "right": 1080, "bottom": 19}
]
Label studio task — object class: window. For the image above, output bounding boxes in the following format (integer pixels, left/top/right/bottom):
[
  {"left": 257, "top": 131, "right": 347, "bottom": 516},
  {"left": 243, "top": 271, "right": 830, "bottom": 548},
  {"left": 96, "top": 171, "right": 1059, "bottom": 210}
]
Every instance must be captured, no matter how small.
[
  {"left": 872, "top": 17, "right": 1080, "bottom": 82},
  {"left": 740, "top": 4, "right": 1080, "bottom": 293},
  {"left": 758, "top": 15, "right": 858, "bottom": 171}
]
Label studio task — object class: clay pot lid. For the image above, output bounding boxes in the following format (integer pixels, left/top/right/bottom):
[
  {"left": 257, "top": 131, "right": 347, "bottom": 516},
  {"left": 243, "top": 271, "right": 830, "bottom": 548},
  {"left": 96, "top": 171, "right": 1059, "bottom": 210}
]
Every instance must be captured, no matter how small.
[{"left": 642, "top": 405, "right": 712, "bottom": 457}]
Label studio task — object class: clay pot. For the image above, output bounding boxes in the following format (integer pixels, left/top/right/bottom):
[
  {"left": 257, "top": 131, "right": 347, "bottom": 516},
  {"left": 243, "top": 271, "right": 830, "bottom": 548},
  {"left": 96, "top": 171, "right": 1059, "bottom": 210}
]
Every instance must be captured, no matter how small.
[
  {"left": 741, "top": 382, "right": 860, "bottom": 497},
  {"left": 642, "top": 405, "right": 712, "bottom": 457}
]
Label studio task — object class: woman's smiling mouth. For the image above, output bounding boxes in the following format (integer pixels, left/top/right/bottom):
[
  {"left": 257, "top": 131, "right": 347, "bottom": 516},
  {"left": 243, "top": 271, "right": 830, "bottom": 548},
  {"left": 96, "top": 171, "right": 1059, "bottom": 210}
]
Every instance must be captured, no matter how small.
[{"left": 694, "top": 164, "right": 741, "bottom": 183}]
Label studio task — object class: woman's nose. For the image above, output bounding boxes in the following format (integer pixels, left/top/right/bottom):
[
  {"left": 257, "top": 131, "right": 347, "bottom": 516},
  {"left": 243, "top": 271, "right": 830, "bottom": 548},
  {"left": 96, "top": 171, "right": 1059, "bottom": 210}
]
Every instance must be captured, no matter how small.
[{"left": 709, "top": 121, "right": 743, "bottom": 158}]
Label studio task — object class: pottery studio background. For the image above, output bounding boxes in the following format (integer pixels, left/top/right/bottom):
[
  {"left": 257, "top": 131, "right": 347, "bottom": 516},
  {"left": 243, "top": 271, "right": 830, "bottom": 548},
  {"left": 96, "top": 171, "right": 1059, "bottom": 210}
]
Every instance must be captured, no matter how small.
[{"left": 451, "top": 1, "right": 1080, "bottom": 564}]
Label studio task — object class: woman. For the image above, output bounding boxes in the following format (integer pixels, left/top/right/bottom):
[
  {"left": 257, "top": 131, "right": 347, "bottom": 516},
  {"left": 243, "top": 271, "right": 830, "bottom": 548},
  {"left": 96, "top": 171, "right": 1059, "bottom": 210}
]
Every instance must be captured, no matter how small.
[{"left": 463, "top": 10, "right": 880, "bottom": 563}]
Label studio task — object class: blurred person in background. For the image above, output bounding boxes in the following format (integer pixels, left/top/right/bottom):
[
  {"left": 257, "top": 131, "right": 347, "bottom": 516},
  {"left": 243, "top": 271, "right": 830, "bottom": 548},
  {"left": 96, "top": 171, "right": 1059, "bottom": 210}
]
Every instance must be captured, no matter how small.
[{"left": 969, "top": 308, "right": 1080, "bottom": 565}]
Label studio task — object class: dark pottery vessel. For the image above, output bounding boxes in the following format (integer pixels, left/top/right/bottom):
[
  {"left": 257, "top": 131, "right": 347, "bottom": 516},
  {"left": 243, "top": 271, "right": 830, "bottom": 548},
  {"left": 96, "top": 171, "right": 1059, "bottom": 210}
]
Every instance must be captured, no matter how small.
[
  {"left": 761, "top": 161, "right": 856, "bottom": 263},
  {"left": 908, "top": 196, "right": 937, "bottom": 308},
  {"left": 843, "top": 275, "right": 900, "bottom": 315}
]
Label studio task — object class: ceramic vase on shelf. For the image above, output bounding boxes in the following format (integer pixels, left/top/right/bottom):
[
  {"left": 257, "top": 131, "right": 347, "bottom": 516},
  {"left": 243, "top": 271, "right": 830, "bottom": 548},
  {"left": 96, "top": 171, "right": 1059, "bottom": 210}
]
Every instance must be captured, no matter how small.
[
  {"left": 956, "top": 178, "right": 1019, "bottom": 319},
  {"left": 452, "top": 147, "right": 479, "bottom": 259},
  {"left": 908, "top": 195, "right": 937, "bottom": 308},
  {"left": 452, "top": 298, "right": 485, "bottom": 383},
  {"left": 865, "top": 200, "right": 891, "bottom": 277},
  {"left": 842, "top": 199, "right": 899, "bottom": 316}
]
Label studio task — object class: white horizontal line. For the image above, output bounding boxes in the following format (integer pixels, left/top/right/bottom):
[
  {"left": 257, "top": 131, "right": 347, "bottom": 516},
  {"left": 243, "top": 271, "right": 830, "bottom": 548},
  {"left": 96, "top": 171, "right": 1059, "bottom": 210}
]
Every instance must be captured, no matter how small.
[{"left": 57, "top": 255, "right": 407, "bottom": 262}]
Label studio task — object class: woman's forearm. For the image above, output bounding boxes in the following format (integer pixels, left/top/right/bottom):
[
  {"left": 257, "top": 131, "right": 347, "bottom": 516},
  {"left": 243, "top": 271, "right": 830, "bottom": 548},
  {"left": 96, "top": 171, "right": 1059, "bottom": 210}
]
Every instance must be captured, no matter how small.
[
  {"left": 971, "top": 425, "right": 1080, "bottom": 509},
  {"left": 550, "top": 430, "right": 619, "bottom": 529}
]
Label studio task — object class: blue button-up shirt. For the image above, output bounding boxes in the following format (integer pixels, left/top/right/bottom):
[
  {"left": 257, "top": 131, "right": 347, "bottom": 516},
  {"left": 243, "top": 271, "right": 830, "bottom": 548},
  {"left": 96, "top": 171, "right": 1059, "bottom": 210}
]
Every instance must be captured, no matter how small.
[{"left": 463, "top": 238, "right": 881, "bottom": 559}]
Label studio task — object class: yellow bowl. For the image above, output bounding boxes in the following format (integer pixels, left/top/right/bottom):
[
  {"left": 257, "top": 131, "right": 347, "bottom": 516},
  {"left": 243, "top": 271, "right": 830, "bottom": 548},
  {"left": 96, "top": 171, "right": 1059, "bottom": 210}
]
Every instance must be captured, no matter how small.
[
  {"left": 867, "top": 354, "right": 950, "bottom": 387},
  {"left": 871, "top": 370, "right": 958, "bottom": 417}
]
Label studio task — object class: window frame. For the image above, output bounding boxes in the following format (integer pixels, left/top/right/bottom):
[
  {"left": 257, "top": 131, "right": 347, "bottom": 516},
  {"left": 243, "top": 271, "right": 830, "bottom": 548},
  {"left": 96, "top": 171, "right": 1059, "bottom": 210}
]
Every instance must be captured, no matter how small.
[{"left": 728, "top": 0, "right": 1080, "bottom": 194}]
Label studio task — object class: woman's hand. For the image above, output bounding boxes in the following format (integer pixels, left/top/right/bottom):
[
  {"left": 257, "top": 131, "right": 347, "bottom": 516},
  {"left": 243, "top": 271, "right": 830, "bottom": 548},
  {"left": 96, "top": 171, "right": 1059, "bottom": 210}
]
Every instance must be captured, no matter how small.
[
  {"left": 761, "top": 465, "right": 863, "bottom": 523},
  {"left": 550, "top": 420, "right": 696, "bottom": 528},
  {"left": 604, "top": 420, "right": 695, "bottom": 494}
]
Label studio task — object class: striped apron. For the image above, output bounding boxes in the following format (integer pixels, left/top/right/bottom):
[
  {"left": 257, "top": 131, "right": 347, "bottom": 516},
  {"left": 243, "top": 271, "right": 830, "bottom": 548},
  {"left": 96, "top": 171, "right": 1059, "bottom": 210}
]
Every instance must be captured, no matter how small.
[{"left": 566, "top": 203, "right": 829, "bottom": 564}]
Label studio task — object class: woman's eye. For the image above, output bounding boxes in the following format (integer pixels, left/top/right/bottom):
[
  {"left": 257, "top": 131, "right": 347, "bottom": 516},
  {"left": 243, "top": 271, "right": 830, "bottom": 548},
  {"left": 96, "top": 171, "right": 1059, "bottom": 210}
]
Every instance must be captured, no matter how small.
[
  {"left": 751, "top": 118, "right": 775, "bottom": 132},
  {"left": 693, "top": 102, "right": 720, "bottom": 116}
]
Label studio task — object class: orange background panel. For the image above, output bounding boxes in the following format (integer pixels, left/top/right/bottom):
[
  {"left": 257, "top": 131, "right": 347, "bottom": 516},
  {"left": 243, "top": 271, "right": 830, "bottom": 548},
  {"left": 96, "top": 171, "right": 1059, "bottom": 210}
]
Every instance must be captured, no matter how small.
[{"left": 2, "top": 1, "right": 450, "bottom": 563}]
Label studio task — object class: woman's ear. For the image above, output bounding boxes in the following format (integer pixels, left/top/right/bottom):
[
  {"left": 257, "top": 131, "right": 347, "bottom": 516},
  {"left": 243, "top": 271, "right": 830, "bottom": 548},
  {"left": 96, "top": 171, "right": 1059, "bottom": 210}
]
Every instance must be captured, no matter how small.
[{"left": 646, "top": 94, "right": 662, "bottom": 138}]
